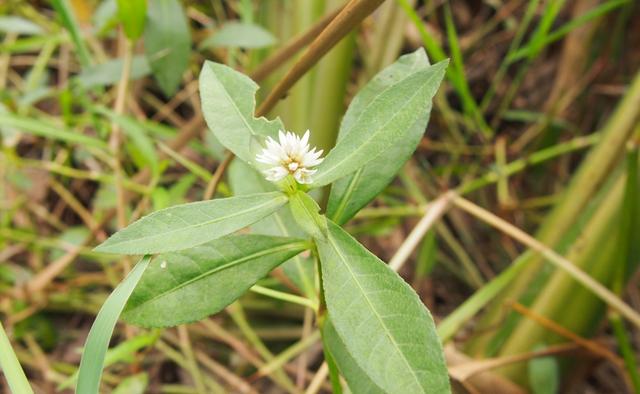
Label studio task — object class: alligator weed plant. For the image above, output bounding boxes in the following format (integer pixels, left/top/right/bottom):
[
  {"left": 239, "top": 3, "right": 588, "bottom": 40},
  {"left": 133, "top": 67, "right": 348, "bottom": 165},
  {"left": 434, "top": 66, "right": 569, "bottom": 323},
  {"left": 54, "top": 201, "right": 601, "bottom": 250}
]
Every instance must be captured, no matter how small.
[{"left": 78, "top": 49, "right": 450, "bottom": 393}]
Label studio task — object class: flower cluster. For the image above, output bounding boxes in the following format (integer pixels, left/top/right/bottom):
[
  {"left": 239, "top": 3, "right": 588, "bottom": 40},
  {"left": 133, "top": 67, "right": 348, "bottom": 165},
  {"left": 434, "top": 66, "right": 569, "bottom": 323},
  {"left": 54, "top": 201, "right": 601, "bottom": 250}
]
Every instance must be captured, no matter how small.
[{"left": 256, "top": 130, "right": 323, "bottom": 184}]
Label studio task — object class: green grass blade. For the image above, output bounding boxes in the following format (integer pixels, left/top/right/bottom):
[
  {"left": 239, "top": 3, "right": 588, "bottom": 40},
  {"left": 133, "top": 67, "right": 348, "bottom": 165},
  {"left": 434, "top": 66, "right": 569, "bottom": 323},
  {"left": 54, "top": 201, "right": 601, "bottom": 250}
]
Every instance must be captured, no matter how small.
[
  {"left": 508, "top": 0, "right": 629, "bottom": 63},
  {"left": 0, "top": 322, "right": 34, "bottom": 394},
  {"left": 51, "top": 0, "right": 92, "bottom": 67},
  {"left": 610, "top": 313, "right": 640, "bottom": 393},
  {"left": 0, "top": 112, "right": 108, "bottom": 149},
  {"left": 442, "top": 3, "right": 491, "bottom": 137},
  {"left": 76, "top": 255, "right": 151, "bottom": 394}
]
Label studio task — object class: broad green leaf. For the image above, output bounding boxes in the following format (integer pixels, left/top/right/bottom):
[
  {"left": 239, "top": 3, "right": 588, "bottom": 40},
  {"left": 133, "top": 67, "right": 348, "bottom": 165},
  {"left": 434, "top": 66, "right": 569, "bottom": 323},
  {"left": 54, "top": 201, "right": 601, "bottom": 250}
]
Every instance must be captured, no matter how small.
[
  {"left": 200, "top": 21, "right": 277, "bottom": 49},
  {"left": 144, "top": 0, "right": 191, "bottom": 96},
  {"left": 75, "top": 56, "right": 151, "bottom": 88},
  {"left": 76, "top": 256, "right": 151, "bottom": 394},
  {"left": 228, "top": 160, "right": 316, "bottom": 298},
  {"left": 322, "top": 319, "right": 385, "bottom": 394},
  {"left": 327, "top": 49, "right": 434, "bottom": 224},
  {"left": 199, "top": 61, "right": 283, "bottom": 163},
  {"left": 316, "top": 221, "right": 450, "bottom": 393},
  {"left": 122, "top": 235, "right": 308, "bottom": 327},
  {"left": 312, "top": 59, "right": 448, "bottom": 187},
  {"left": 528, "top": 347, "right": 559, "bottom": 394},
  {"left": 0, "top": 16, "right": 44, "bottom": 35},
  {"left": 116, "top": 0, "right": 146, "bottom": 40},
  {"left": 289, "top": 190, "right": 327, "bottom": 239},
  {"left": 93, "top": 0, "right": 118, "bottom": 35},
  {"left": 112, "top": 373, "right": 148, "bottom": 394},
  {"left": 95, "top": 192, "right": 288, "bottom": 254}
]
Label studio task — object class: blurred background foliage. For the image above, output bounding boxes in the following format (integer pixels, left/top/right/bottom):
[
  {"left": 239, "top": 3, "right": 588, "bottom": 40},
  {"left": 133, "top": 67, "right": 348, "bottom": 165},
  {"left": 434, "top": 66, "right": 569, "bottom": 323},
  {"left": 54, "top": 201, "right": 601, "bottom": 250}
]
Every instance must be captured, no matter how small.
[{"left": 1, "top": 0, "right": 639, "bottom": 392}]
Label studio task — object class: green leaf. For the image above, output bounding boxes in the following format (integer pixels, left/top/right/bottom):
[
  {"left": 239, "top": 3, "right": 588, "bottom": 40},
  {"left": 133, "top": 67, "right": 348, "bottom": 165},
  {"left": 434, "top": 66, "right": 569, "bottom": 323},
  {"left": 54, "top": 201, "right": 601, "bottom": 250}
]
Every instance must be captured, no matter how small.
[
  {"left": 312, "top": 59, "right": 448, "bottom": 188},
  {"left": 0, "top": 112, "right": 107, "bottom": 149},
  {"left": 122, "top": 235, "right": 308, "bottom": 327},
  {"left": 0, "top": 16, "right": 44, "bottom": 35},
  {"left": 59, "top": 331, "right": 158, "bottom": 390},
  {"left": 76, "top": 256, "right": 151, "bottom": 394},
  {"left": 200, "top": 21, "right": 277, "bottom": 49},
  {"left": 289, "top": 191, "right": 327, "bottom": 239},
  {"left": 316, "top": 221, "right": 450, "bottom": 393},
  {"left": 112, "top": 373, "right": 148, "bottom": 394},
  {"left": 51, "top": 0, "right": 92, "bottom": 67},
  {"left": 0, "top": 322, "right": 34, "bottom": 394},
  {"left": 144, "top": 0, "right": 191, "bottom": 96},
  {"left": 116, "top": 0, "right": 146, "bottom": 41},
  {"left": 327, "top": 49, "right": 434, "bottom": 224},
  {"left": 322, "top": 319, "right": 385, "bottom": 394},
  {"left": 199, "top": 61, "right": 283, "bottom": 163},
  {"left": 75, "top": 55, "right": 151, "bottom": 88},
  {"left": 528, "top": 347, "right": 559, "bottom": 394},
  {"left": 95, "top": 192, "right": 288, "bottom": 255}
]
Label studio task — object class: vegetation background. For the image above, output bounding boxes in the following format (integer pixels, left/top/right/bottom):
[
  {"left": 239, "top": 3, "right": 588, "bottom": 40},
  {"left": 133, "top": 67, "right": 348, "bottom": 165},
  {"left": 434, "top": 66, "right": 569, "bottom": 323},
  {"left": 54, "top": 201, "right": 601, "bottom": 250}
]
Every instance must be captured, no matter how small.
[{"left": 1, "top": 0, "right": 639, "bottom": 393}]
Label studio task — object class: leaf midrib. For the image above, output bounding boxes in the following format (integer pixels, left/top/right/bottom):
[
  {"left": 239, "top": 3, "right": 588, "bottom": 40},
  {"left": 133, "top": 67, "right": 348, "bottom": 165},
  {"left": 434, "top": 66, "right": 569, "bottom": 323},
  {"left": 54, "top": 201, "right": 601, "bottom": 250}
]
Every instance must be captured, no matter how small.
[
  {"left": 106, "top": 194, "right": 286, "bottom": 249},
  {"left": 330, "top": 167, "right": 363, "bottom": 224},
  {"left": 326, "top": 232, "right": 423, "bottom": 391},
  {"left": 315, "top": 68, "right": 442, "bottom": 186},
  {"left": 339, "top": 57, "right": 428, "bottom": 141},
  {"left": 131, "top": 241, "right": 307, "bottom": 307}
]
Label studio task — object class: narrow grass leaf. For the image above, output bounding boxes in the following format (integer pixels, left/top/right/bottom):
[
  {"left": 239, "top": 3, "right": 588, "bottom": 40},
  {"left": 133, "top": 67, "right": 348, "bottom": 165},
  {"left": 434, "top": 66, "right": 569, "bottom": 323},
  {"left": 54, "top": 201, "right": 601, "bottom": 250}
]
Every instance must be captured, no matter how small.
[
  {"left": 0, "top": 322, "right": 34, "bottom": 394},
  {"left": 144, "top": 0, "right": 191, "bottom": 96},
  {"left": 95, "top": 192, "right": 288, "bottom": 255},
  {"left": 51, "top": 0, "right": 92, "bottom": 67},
  {"left": 316, "top": 221, "right": 450, "bottom": 393},
  {"left": 59, "top": 331, "right": 159, "bottom": 390},
  {"left": 312, "top": 60, "right": 448, "bottom": 187},
  {"left": 76, "top": 255, "right": 151, "bottom": 394},
  {"left": 199, "top": 61, "right": 283, "bottom": 164},
  {"left": 327, "top": 49, "right": 433, "bottom": 224},
  {"left": 0, "top": 112, "right": 107, "bottom": 149},
  {"left": 122, "top": 235, "right": 308, "bottom": 327}
]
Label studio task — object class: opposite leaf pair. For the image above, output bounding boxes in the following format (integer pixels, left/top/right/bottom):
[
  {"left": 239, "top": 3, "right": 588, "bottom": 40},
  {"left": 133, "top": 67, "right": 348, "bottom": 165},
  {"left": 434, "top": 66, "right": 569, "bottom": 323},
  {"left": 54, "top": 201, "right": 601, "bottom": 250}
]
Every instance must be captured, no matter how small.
[{"left": 91, "top": 48, "right": 451, "bottom": 393}]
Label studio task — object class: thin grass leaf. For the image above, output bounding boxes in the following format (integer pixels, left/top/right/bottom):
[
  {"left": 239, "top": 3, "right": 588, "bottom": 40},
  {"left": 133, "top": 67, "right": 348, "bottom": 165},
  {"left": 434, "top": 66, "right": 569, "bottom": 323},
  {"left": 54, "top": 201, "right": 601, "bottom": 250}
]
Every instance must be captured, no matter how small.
[
  {"left": 0, "top": 112, "right": 107, "bottom": 149},
  {"left": 51, "top": 0, "right": 92, "bottom": 67},
  {"left": 0, "top": 322, "right": 34, "bottom": 394},
  {"left": 76, "top": 255, "right": 151, "bottom": 394}
]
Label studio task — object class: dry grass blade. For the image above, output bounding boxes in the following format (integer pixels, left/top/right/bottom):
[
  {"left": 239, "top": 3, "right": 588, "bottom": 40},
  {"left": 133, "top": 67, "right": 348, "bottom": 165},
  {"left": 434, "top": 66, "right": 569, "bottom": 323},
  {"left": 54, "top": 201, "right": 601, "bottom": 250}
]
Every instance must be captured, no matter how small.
[{"left": 451, "top": 195, "right": 640, "bottom": 329}]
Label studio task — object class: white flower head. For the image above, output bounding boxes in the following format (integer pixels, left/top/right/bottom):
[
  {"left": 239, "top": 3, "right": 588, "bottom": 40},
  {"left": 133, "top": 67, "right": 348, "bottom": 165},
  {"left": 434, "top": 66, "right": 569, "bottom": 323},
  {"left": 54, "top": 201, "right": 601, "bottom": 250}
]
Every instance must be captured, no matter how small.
[{"left": 256, "top": 130, "right": 323, "bottom": 184}]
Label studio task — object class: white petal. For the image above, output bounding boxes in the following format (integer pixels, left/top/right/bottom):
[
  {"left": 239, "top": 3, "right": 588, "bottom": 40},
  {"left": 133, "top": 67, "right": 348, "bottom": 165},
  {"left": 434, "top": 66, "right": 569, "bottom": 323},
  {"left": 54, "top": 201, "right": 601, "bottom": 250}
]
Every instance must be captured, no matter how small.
[
  {"left": 263, "top": 166, "right": 288, "bottom": 182},
  {"left": 300, "top": 130, "right": 310, "bottom": 147},
  {"left": 294, "top": 168, "right": 316, "bottom": 184}
]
